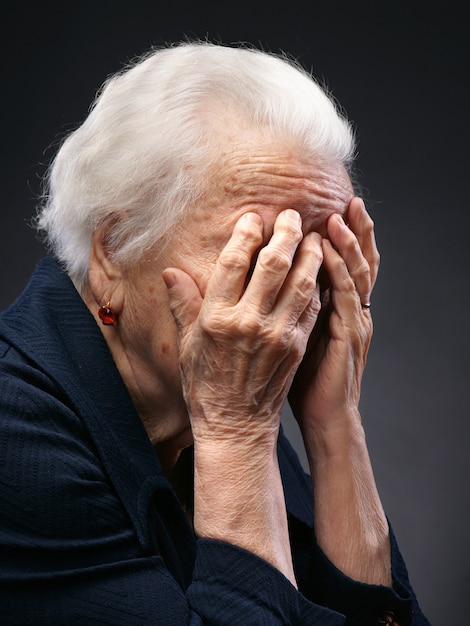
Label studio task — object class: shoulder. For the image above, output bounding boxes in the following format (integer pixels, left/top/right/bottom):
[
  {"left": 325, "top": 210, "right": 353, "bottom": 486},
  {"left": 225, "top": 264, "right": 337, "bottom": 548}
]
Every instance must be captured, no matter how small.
[
  {"left": 0, "top": 338, "right": 83, "bottom": 438},
  {"left": 0, "top": 342, "right": 135, "bottom": 572}
]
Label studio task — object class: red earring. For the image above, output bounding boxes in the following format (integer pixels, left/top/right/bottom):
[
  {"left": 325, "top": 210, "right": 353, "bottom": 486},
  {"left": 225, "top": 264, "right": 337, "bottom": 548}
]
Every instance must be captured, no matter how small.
[{"left": 98, "top": 302, "right": 117, "bottom": 325}]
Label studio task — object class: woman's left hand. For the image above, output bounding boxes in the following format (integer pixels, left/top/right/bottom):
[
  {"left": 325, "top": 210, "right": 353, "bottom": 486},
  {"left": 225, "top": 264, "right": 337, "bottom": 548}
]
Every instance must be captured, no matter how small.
[
  {"left": 289, "top": 197, "right": 380, "bottom": 439},
  {"left": 289, "top": 198, "right": 391, "bottom": 586}
]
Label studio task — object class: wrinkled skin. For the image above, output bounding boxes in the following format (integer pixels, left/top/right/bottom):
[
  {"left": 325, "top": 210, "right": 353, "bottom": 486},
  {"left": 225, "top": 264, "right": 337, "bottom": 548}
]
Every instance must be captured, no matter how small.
[
  {"left": 86, "top": 132, "right": 388, "bottom": 586},
  {"left": 164, "top": 210, "right": 323, "bottom": 444},
  {"left": 162, "top": 197, "right": 377, "bottom": 446},
  {"left": 289, "top": 197, "right": 379, "bottom": 434}
]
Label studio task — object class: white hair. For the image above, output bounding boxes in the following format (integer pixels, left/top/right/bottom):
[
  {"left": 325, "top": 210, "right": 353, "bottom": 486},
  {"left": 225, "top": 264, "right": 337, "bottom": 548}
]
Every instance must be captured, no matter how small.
[{"left": 36, "top": 41, "right": 356, "bottom": 290}]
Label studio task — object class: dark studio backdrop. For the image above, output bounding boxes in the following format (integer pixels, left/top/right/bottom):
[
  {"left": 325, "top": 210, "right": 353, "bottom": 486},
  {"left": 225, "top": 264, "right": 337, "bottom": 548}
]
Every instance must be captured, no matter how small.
[{"left": 1, "top": 1, "right": 468, "bottom": 623}]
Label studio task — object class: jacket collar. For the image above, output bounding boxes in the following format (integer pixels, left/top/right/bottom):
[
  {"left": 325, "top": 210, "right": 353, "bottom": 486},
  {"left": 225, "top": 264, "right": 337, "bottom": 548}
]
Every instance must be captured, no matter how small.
[{"left": 0, "top": 257, "right": 175, "bottom": 549}]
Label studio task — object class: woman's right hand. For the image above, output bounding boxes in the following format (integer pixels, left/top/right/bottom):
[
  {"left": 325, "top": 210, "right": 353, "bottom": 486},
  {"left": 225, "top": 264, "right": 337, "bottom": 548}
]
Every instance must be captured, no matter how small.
[
  {"left": 162, "top": 209, "right": 323, "bottom": 584},
  {"left": 162, "top": 209, "right": 323, "bottom": 448}
]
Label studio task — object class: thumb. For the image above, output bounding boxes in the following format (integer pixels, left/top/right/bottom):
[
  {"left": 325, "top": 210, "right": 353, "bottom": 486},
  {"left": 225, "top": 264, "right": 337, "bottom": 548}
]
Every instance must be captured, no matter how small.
[{"left": 162, "top": 267, "right": 203, "bottom": 332}]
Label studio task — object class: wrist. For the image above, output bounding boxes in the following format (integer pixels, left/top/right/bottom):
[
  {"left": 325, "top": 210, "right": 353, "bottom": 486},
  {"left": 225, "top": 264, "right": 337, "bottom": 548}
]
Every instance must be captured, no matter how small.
[
  {"left": 189, "top": 403, "right": 281, "bottom": 448},
  {"left": 193, "top": 437, "right": 297, "bottom": 586},
  {"left": 303, "top": 415, "right": 392, "bottom": 586},
  {"left": 193, "top": 434, "right": 279, "bottom": 500},
  {"left": 301, "top": 408, "right": 365, "bottom": 464}
]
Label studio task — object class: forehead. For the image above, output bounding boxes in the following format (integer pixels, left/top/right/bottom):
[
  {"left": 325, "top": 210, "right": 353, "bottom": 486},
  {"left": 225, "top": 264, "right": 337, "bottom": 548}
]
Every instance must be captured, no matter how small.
[
  {"left": 157, "top": 137, "right": 354, "bottom": 292},
  {"left": 205, "top": 136, "right": 354, "bottom": 238}
]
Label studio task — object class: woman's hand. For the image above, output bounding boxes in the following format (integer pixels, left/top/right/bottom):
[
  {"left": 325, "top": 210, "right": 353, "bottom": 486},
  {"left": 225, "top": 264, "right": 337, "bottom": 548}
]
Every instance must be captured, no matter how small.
[
  {"left": 162, "top": 208, "right": 324, "bottom": 585},
  {"left": 289, "top": 197, "right": 380, "bottom": 440},
  {"left": 163, "top": 208, "right": 323, "bottom": 447},
  {"left": 288, "top": 197, "right": 391, "bottom": 586}
]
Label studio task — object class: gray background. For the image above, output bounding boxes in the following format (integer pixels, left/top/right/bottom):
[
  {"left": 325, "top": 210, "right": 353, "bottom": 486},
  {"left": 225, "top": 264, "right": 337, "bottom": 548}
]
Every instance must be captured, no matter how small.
[{"left": 1, "top": 2, "right": 468, "bottom": 623}]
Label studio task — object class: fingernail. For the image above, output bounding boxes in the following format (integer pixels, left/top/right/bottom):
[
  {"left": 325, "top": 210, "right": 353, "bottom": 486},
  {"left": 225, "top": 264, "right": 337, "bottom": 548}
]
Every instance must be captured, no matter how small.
[
  {"left": 285, "top": 209, "right": 302, "bottom": 225},
  {"left": 335, "top": 214, "right": 347, "bottom": 228},
  {"left": 304, "top": 230, "right": 322, "bottom": 244},
  {"left": 243, "top": 212, "right": 262, "bottom": 225},
  {"left": 162, "top": 269, "right": 176, "bottom": 289}
]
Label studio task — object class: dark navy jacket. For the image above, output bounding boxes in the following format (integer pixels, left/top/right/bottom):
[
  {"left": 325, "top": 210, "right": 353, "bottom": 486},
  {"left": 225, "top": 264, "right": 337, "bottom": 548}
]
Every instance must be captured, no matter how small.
[{"left": 0, "top": 258, "right": 429, "bottom": 625}]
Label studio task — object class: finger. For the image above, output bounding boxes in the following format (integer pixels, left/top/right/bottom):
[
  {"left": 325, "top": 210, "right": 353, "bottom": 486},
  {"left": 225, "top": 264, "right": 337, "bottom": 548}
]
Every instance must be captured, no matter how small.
[
  {"left": 204, "top": 212, "right": 264, "bottom": 306},
  {"left": 242, "top": 209, "right": 304, "bottom": 314},
  {"left": 327, "top": 213, "right": 372, "bottom": 307},
  {"left": 276, "top": 230, "right": 323, "bottom": 328},
  {"left": 162, "top": 267, "right": 203, "bottom": 332},
  {"left": 345, "top": 197, "right": 380, "bottom": 288},
  {"left": 321, "top": 238, "right": 362, "bottom": 321}
]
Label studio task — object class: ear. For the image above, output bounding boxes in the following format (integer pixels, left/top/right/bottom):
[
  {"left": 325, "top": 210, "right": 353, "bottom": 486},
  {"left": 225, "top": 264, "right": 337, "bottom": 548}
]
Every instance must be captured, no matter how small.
[{"left": 87, "top": 221, "right": 126, "bottom": 315}]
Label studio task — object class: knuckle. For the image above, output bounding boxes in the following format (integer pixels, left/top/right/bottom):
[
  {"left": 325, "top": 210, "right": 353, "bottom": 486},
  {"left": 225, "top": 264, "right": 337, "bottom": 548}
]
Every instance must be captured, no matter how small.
[
  {"left": 238, "top": 311, "right": 264, "bottom": 336},
  {"left": 199, "top": 309, "right": 228, "bottom": 336},
  {"left": 287, "top": 342, "right": 304, "bottom": 364},
  {"left": 341, "top": 273, "right": 356, "bottom": 293},
  {"left": 269, "top": 325, "right": 295, "bottom": 352},
  {"left": 364, "top": 213, "right": 375, "bottom": 232},
  {"left": 359, "top": 258, "right": 371, "bottom": 281},
  {"left": 218, "top": 249, "right": 249, "bottom": 273},
  {"left": 303, "top": 234, "right": 322, "bottom": 256},
  {"left": 309, "top": 292, "right": 322, "bottom": 317},
  {"left": 237, "top": 220, "right": 264, "bottom": 246},
  {"left": 330, "top": 251, "right": 345, "bottom": 273},
  {"left": 276, "top": 213, "right": 303, "bottom": 239},
  {"left": 344, "top": 232, "right": 359, "bottom": 253},
  {"left": 257, "top": 246, "right": 292, "bottom": 274},
  {"left": 293, "top": 273, "right": 318, "bottom": 303},
  {"left": 286, "top": 223, "right": 303, "bottom": 244}
]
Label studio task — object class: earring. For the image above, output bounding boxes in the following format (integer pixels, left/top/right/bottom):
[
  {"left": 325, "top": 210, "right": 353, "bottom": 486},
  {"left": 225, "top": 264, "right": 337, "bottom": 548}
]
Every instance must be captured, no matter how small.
[{"left": 98, "top": 302, "right": 117, "bottom": 325}]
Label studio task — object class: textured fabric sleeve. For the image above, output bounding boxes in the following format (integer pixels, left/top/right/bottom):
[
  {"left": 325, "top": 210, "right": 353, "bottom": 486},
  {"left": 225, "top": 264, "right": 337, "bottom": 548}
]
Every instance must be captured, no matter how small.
[
  {"left": 188, "top": 539, "right": 345, "bottom": 625},
  {"left": 295, "top": 526, "right": 431, "bottom": 626}
]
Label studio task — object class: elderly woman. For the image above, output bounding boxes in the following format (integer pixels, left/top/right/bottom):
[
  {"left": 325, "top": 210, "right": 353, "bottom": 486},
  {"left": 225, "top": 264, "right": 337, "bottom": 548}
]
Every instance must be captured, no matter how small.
[{"left": 0, "top": 43, "right": 428, "bottom": 625}]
